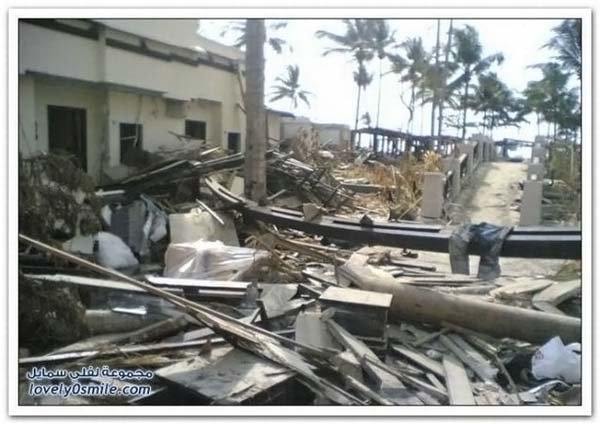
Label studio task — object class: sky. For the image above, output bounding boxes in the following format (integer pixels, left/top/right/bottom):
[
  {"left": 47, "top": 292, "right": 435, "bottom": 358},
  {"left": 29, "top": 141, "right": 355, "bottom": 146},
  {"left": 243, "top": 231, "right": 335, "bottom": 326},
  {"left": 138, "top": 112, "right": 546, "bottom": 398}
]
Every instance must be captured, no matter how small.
[{"left": 198, "top": 19, "right": 573, "bottom": 142}]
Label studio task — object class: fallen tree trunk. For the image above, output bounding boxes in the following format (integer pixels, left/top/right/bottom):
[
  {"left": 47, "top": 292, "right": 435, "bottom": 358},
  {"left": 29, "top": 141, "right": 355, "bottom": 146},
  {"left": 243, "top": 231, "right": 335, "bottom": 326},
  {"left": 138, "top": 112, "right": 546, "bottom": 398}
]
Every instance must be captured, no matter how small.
[{"left": 339, "top": 254, "right": 581, "bottom": 344}]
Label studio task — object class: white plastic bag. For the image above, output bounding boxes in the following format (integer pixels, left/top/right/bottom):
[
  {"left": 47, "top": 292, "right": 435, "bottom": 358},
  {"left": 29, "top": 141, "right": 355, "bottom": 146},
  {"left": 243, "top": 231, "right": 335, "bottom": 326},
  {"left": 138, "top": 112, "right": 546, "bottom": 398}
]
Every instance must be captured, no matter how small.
[
  {"left": 531, "top": 336, "right": 581, "bottom": 383},
  {"left": 95, "top": 231, "right": 139, "bottom": 269},
  {"left": 163, "top": 240, "right": 269, "bottom": 280},
  {"left": 169, "top": 208, "right": 239, "bottom": 246}
]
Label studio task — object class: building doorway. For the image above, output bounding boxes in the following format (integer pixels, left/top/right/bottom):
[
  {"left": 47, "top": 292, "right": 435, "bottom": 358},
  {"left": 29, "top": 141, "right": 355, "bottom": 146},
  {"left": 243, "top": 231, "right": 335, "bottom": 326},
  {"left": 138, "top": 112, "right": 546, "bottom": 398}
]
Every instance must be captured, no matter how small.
[{"left": 47, "top": 105, "right": 87, "bottom": 171}]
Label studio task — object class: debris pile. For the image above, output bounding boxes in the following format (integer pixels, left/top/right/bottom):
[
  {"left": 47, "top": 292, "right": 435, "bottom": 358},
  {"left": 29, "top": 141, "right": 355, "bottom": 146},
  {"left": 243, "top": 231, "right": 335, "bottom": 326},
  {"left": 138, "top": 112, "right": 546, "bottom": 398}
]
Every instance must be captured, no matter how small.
[{"left": 17, "top": 147, "right": 582, "bottom": 407}]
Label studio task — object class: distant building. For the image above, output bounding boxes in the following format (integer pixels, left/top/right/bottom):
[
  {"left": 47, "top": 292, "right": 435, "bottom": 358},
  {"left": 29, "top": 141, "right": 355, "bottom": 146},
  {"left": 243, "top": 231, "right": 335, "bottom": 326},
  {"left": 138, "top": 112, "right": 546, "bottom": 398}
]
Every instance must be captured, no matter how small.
[{"left": 19, "top": 19, "right": 246, "bottom": 181}]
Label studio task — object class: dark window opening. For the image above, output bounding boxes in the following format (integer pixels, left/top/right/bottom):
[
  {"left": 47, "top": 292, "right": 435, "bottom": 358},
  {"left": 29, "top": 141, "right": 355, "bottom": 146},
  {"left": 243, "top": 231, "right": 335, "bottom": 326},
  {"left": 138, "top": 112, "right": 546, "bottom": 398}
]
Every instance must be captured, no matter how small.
[
  {"left": 120, "top": 123, "right": 143, "bottom": 164},
  {"left": 185, "top": 120, "right": 207, "bottom": 141},
  {"left": 227, "top": 132, "right": 241, "bottom": 153},
  {"left": 47, "top": 105, "right": 87, "bottom": 171}
]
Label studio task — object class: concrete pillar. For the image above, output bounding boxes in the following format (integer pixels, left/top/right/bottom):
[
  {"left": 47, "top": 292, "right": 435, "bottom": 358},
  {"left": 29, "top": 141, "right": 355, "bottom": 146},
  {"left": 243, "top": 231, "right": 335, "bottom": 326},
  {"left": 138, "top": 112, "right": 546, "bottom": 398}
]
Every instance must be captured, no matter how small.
[
  {"left": 457, "top": 144, "right": 474, "bottom": 176},
  {"left": 527, "top": 163, "right": 545, "bottom": 180},
  {"left": 451, "top": 159, "right": 461, "bottom": 199},
  {"left": 422, "top": 172, "right": 445, "bottom": 219},
  {"left": 531, "top": 146, "right": 546, "bottom": 164},
  {"left": 520, "top": 180, "right": 543, "bottom": 226},
  {"left": 442, "top": 157, "right": 453, "bottom": 173}
]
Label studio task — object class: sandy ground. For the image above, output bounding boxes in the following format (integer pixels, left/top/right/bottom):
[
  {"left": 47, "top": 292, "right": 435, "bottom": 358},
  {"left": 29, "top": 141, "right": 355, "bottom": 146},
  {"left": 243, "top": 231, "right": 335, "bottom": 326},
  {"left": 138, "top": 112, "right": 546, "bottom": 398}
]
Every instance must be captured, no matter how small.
[{"left": 415, "top": 160, "right": 568, "bottom": 277}]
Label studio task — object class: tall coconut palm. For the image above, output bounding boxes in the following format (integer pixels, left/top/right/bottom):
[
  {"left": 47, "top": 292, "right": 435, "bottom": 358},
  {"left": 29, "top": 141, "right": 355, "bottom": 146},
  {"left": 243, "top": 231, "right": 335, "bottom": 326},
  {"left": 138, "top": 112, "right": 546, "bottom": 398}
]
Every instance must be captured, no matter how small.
[
  {"left": 451, "top": 25, "right": 504, "bottom": 140},
  {"left": 220, "top": 19, "right": 290, "bottom": 53},
  {"left": 316, "top": 19, "right": 374, "bottom": 130},
  {"left": 543, "top": 19, "right": 582, "bottom": 81},
  {"left": 243, "top": 19, "right": 267, "bottom": 202},
  {"left": 523, "top": 80, "right": 548, "bottom": 135},
  {"left": 366, "top": 19, "right": 396, "bottom": 127},
  {"left": 472, "top": 72, "right": 527, "bottom": 138},
  {"left": 353, "top": 62, "right": 374, "bottom": 130},
  {"left": 391, "top": 37, "right": 428, "bottom": 133},
  {"left": 269, "top": 65, "right": 312, "bottom": 109}
]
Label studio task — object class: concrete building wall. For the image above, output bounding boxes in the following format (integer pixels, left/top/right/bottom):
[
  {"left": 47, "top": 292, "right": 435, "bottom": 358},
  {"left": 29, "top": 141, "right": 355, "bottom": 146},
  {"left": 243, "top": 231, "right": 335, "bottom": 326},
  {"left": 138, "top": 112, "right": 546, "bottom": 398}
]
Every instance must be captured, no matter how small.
[
  {"left": 106, "top": 91, "right": 223, "bottom": 165},
  {"left": 18, "top": 19, "right": 247, "bottom": 180},
  {"left": 19, "top": 22, "right": 101, "bottom": 82},
  {"left": 20, "top": 76, "right": 106, "bottom": 179}
]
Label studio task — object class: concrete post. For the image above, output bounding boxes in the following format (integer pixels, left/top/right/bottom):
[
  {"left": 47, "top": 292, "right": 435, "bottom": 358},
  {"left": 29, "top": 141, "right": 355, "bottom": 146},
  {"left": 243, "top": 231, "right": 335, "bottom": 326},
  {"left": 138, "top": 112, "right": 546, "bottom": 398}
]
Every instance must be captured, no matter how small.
[
  {"left": 534, "top": 136, "right": 547, "bottom": 148},
  {"left": 422, "top": 172, "right": 445, "bottom": 219},
  {"left": 451, "top": 159, "right": 461, "bottom": 200},
  {"left": 457, "top": 144, "right": 474, "bottom": 176},
  {"left": 531, "top": 146, "right": 546, "bottom": 164},
  {"left": 520, "top": 180, "right": 543, "bottom": 226},
  {"left": 527, "top": 163, "right": 545, "bottom": 180}
]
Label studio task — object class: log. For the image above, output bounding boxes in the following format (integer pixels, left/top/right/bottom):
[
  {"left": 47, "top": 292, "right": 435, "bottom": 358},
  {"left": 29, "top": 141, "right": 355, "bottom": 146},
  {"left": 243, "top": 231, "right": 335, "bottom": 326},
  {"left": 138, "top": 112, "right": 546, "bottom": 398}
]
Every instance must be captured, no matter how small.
[{"left": 339, "top": 254, "right": 581, "bottom": 344}]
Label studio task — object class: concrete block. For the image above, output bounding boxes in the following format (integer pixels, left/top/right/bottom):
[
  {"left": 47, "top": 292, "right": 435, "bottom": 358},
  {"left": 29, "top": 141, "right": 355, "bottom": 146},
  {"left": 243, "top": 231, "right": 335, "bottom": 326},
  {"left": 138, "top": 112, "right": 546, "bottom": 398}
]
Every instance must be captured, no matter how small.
[
  {"left": 527, "top": 163, "right": 546, "bottom": 180},
  {"left": 422, "top": 172, "right": 445, "bottom": 219},
  {"left": 520, "top": 180, "right": 543, "bottom": 226}
]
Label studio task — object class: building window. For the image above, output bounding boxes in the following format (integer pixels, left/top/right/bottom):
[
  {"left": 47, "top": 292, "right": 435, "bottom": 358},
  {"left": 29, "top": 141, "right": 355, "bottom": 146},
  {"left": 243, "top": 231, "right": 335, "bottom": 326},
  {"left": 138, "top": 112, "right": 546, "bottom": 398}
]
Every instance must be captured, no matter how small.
[
  {"left": 120, "top": 123, "right": 143, "bottom": 164},
  {"left": 185, "top": 120, "right": 207, "bottom": 141},
  {"left": 227, "top": 132, "right": 241, "bottom": 153}
]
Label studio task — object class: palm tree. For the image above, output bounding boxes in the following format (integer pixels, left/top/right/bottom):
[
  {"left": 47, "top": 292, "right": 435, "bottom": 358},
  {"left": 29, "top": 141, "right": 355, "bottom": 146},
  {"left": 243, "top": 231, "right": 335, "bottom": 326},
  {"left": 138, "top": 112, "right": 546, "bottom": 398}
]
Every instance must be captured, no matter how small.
[
  {"left": 451, "top": 25, "right": 504, "bottom": 140},
  {"left": 269, "top": 65, "right": 312, "bottom": 109},
  {"left": 543, "top": 19, "right": 582, "bottom": 81},
  {"left": 243, "top": 19, "right": 267, "bottom": 202},
  {"left": 220, "top": 19, "right": 290, "bottom": 53},
  {"left": 366, "top": 19, "right": 395, "bottom": 127},
  {"left": 523, "top": 80, "right": 547, "bottom": 135},
  {"left": 316, "top": 19, "right": 374, "bottom": 130},
  {"left": 532, "top": 62, "right": 571, "bottom": 140},
  {"left": 390, "top": 37, "right": 428, "bottom": 133},
  {"left": 472, "top": 72, "right": 527, "bottom": 138},
  {"left": 353, "top": 62, "right": 373, "bottom": 129}
]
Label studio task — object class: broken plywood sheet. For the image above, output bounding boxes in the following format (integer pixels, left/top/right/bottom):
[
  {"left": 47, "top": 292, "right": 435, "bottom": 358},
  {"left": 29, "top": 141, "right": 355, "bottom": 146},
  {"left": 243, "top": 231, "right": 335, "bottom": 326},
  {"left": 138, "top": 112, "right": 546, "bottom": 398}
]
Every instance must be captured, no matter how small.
[
  {"left": 295, "top": 311, "right": 341, "bottom": 351},
  {"left": 156, "top": 348, "right": 295, "bottom": 405}
]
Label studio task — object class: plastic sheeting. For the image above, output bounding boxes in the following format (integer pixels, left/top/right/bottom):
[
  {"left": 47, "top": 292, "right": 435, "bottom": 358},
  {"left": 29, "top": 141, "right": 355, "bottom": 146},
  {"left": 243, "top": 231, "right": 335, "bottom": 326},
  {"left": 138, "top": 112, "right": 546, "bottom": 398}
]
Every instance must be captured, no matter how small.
[
  {"left": 163, "top": 240, "right": 269, "bottom": 281},
  {"left": 449, "top": 222, "right": 512, "bottom": 280}
]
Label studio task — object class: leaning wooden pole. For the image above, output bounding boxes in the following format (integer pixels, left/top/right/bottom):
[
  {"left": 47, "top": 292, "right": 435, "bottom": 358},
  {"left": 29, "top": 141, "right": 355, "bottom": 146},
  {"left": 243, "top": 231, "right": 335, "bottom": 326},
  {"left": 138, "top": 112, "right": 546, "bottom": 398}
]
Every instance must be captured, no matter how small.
[{"left": 340, "top": 254, "right": 581, "bottom": 344}]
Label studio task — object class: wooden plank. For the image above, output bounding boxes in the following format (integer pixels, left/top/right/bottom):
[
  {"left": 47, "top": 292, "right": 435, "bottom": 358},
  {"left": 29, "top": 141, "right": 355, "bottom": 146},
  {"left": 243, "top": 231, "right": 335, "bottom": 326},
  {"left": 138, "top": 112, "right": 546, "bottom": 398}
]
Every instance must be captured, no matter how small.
[
  {"left": 532, "top": 280, "right": 581, "bottom": 305},
  {"left": 146, "top": 275, "right": 251, "bottom": 291},
  {"left": 326, "top": 320, "right": 423, "bottom": 405},
  {"left": 391, "top": 344, "right": 445, "bottom": 378},
  {"left": 490, "top": 279, "right": 553, "bottom": 299},
  {"left": 443, "top": 355, "right": 475, "bottom": 405},
  {"left": 439, "top": 335, "right": 497, "bottom": 382},
  {"left": 320, "top": 286, "right": 393, "bottom": 309}
]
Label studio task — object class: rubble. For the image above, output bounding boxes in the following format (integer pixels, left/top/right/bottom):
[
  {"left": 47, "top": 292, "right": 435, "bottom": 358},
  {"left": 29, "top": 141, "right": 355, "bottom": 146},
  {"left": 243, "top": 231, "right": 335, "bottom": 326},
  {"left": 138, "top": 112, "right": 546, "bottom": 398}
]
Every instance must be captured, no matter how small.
[{"left": 17, "top": 145, "right": 582, "bottom": 407}]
